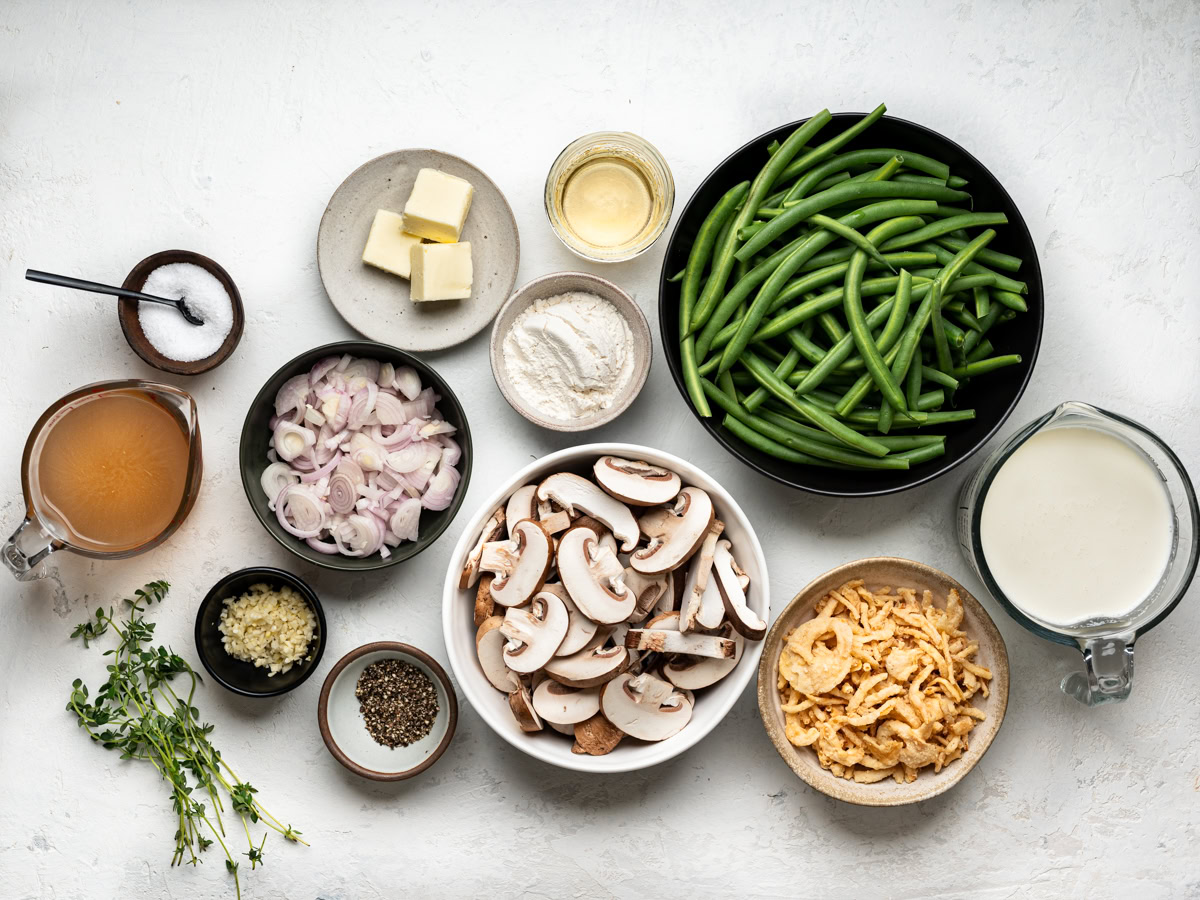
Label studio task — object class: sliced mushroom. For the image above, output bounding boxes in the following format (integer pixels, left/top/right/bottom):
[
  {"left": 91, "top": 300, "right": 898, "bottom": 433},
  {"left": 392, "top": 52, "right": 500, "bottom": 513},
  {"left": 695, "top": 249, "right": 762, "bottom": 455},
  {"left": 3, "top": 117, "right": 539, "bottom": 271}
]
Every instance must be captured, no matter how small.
[
  {"left": 644, "top": 610, "right": 680, "bottom": 630},
  {"left": 531, "top": 680, "right": 601, "bottom": 725},
  {"left": 600, "top": 672, "right": 693, "bottom": 742},
  {"left": 630, "top": 487, "right": 715, "bottom": 575},
  {"left": 537, "top": 497, "right": 573, "bottom": 535},
  {"left": 543, "top": 644, "right": 629, "bottom": 688},
  {"left": 624, "top": 567, "right": 670, "bottom": 621},
  {"left": 475, "top": 616, "right": 520, "bottom": 692},
  {"left": 481, "top": 519, "right": 553, "bottom": 608},
  {"left": 712, "top": 539, "right": 765, "bottom": 640},
  {"left": 557, "top": 525, "right": 636, "bottom": 625},
  {"left": 500, "top": 591, "right": 569, "bottom": 673},
  {"left": 678, "top": 520, "right": 725, "bottom": 633},
  {"left": 663, "top": 624, "right": 744, "bottom": 690},
  {"left": 624, "top": 628, "right": 737, "bottom": 659},
  {"left": 593, "top": 456, "right": 682, "bottom": 506},
  {"left": 541, "top": 582, "right": 599, "bottom": 657},
  {"left": 508, "top": 683, "right": 543, "bottom": 732},
  {"left": 572, "top": 714, "right": 624, "bottom": 755},
  {"left": 458, "top": 504, "right": 506, "bottom": 589},
  {"left": 505, "top": 485, "right": 538, "bottom": 537},
  {"left": 548, "top": 720, "right": 577, "bottom": 736},
  {"left": 537, "top": 472, "right": 639, "bottom": 551},
  {"left": 473, "top": 573, "right": 495, "bottom": 627}
]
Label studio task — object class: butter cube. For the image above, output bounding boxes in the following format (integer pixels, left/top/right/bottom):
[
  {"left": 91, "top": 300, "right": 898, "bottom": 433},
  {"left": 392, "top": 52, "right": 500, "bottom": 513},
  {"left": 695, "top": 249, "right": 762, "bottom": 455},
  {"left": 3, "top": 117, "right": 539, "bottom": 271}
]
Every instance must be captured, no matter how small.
[
  {"left": 362, "top": 209, "right": 423, "bottom": 279},
  {"left": 410, "top": 242, "right": 473, "bottom": 302},
  {"left": 402, "top": 168, "right": 474, "bottom": 243}
]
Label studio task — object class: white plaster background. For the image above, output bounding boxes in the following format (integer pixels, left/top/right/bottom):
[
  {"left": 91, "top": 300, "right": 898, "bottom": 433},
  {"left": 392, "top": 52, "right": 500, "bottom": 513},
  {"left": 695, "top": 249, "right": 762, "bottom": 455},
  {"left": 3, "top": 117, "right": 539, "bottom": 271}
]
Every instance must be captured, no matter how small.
[{"left": 1, "top": 1, "right": 1198, "bottom": 897}]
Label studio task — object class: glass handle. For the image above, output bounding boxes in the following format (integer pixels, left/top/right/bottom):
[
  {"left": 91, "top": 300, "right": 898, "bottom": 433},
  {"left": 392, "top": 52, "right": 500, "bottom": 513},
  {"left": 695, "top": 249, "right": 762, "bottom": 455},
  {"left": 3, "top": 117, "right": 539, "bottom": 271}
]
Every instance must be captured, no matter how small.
[
  {"left": 2, "top": 516, "right": 59, "bottom": 581},
  {"left": 1061, "top": 633, "right": 1136, "bottom": 706}
]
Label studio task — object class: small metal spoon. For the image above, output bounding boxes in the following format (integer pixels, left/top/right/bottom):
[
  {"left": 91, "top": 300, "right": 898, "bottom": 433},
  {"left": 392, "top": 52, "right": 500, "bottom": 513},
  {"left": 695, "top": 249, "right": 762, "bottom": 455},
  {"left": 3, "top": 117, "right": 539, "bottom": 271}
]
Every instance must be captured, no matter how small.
[{"left": 26, "top": 269, "right": 205, "bottom": 326}]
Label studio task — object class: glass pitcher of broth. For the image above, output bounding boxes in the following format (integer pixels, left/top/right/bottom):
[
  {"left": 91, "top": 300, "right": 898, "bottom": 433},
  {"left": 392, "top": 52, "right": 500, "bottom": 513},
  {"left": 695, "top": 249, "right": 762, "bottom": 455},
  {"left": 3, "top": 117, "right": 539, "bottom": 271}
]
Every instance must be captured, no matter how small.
[
  {"left": 3, "top": 381, "right": 202, "bottom": 581},
  {"left": 957, "top": 401, "right": 1198, "bottom": 705}
]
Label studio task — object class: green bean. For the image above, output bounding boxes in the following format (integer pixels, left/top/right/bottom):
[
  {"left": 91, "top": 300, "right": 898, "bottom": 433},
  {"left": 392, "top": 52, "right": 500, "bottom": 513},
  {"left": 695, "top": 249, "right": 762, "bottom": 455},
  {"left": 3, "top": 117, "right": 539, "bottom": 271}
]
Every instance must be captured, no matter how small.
[
  {"left": 973, "top": 286, "right": 990, "bottom": 319},
  {"left": 937, "top": 236, "right": 1023, "bottom": 272},
  {"left": 692, "top": 199, "right": 938, "bottom": 357},
  {"left": 681, "top": 335, "right": 711, "bottom": 417},
  {"left": 742, "top": 352, "right": 890, "bottom": 457},
  {"left": 947, "top": 175, "right": 969, "bottom": 189},
  {"left": 948, "top": 305, "right": 984, "bottom": 333},
  {"left": 878, "top": 213, "right": 1009, "bottom": 254},
  {"left": 720, "top": 414, "right": 848, "bottom": 468},
  {"left": 767, "top": 139, "right": 781, "bottom": 155},
  {"left": 679, "top": 181, "right": 748, "bottom": 336},
  {"left": 919, "top": 366, "right": 959, "bottom": 390},
  {"left": 855, "top": 409, "right": 975, "bottom": 428},
  {"left": 940, "top": 315, "right": 966, "bottom": 348},
  {"left": 689, "top": 111, "right": 833, "bottom": 334},
  {"left": 781, "top": 147, "right": 951, "bottom": 201},
  {"left": 848, "top": 154, "right": 905, "bottom": 184},
  {"left": 966, "top": 338, "right": 994, "bottom": 363},
  {"left": 760, "top": 409, "right": 945, "bottom": 451},
  {"left": 801, "top": 247, "right": 935, "bottom": 273},
  {"left": 952, "top": 355, "right": 1022, "bottom": 377},
  {"left": 768, "top": 103, "right": 888, "bottom": 191},
  {"left": 667, "top": 268, "right": 685, "bottom": 283},
  {"left": 834, "top": 340, "right": 903, "bottom": 417},
  {"left": 893, "top": 173, "right": 948, "bottom": 186},
  {"left": 841, "top": 219, "right": 923, "bottom": 412},
  {"left": 701, "top": 380, "right": 910, "bottom": 469},
  {"left": 790, "top": 294, "right": 900, "bottom": 393},
  {"left": 807, "top": 213, "right": 898, "bottom": 272},
  {"left": 905, "top": 357, "right": 924, "bottom": 410},
  {"left": 742, "top": 348, "right": 800, "bottom": 412},
  {"left": 891, "top": 441, "right": 947, "bottom": 464},
  {"left": 817, "top": 312, "right": 846, "bottom": 343},
  {"left": 736, "top": 181, "right": 971, "bottom": 260},
  {"left": 918, "top": 241, "right": 1026, "bottom": 295},
  {"left": 992, "top": 289, "right": 1028, "bottom": 312}
]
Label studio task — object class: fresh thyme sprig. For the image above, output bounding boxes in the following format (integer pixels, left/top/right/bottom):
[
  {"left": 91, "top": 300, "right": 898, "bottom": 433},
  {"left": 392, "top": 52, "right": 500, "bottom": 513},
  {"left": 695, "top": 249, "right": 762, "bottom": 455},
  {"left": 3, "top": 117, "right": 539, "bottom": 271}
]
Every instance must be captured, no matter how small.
[{"left": 67, "top": 581, "right": 307, "bottom": 898}]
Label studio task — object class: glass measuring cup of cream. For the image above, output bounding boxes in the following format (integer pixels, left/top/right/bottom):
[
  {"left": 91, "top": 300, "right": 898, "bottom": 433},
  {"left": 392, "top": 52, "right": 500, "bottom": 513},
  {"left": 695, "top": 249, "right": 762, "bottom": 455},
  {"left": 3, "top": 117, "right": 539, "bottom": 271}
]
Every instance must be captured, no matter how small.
[
  {"left": 957, "top": 401, "right": 1197, "bottom": 705},
  {"left": 2, "top": 381, "right": 203, "bottom": 581},
  {"left": 545, "top": 132, "right": 674, "bottom": 262}
]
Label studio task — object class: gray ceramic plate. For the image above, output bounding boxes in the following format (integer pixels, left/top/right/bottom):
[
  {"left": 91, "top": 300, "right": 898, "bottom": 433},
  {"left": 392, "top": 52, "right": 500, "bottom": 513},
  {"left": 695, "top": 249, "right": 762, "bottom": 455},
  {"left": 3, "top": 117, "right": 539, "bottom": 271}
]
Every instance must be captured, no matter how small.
[
  {"left": 757, "top": 557, "right": 1009, "bottom": 806},
  {"left": 317, "top": 150, "right": 520, "bottom": 351}
]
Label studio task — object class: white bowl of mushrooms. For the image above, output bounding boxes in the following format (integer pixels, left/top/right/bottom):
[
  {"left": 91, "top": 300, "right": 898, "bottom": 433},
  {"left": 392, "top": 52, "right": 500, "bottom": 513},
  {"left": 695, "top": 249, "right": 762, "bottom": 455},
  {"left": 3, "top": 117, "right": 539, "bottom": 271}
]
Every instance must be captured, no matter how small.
[{"left": 441, "top": 443, "right": 769, "bottom": 773}]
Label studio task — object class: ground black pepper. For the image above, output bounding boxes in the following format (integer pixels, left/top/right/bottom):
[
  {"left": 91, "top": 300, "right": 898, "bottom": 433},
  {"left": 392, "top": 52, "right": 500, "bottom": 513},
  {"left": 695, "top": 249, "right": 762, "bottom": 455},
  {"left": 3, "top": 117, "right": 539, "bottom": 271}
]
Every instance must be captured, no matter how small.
[{"left": 355, "top": 658, "right": 440, "bottom": 748}]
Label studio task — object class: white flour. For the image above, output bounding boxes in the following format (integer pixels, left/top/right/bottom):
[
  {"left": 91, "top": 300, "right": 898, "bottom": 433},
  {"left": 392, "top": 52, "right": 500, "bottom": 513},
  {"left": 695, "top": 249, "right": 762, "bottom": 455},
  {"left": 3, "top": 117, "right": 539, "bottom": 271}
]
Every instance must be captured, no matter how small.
[{"left": 501, "top": 291, "right": 634, "bottom": 420}]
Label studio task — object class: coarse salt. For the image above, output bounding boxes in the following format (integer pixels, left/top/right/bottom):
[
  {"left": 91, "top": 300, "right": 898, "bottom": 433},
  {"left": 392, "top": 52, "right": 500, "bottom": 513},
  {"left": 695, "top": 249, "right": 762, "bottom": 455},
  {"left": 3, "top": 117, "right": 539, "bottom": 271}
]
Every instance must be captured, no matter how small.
[{"left": 138, "top": 262, "right": 234, "bottom": 362}]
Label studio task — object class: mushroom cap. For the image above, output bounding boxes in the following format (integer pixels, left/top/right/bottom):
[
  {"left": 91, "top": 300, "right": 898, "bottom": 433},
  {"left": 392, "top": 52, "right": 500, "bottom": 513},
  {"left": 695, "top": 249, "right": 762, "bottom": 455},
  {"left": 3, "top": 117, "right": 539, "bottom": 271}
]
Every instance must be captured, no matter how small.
[
  {"left": 537, "top": 472, "right": 640, "bottom": 551},
  {"left": 531, "top": 680, "right": 601, "bottom": 725},
  {"left": 541, "top": 582, "right": 599, "bottom": 657},
  {"left": 599, "top": 672, "right": 693, "bottom": 742},
  {"left": 572, "top": 714, "right": 624, "bottom": 755},
  {"left": 663, "top": 625, "right": 744, "bottom": 690},
  {"left": 543, "top": 643, "right": 630, "bottom": 689},
  {"left": 630, "top": 487, "right": 715, "bottom": 575},
  {"left": 678, "top": 520, "right": 725, "bottom": 633},
  {"left": 557, "top": 526, "right": 636, "bottom": 625},
  {"left": 508, "top": 683, "right": 543, "bottom": 732},
  {"left": 459, "top": 504, "right": 506, "bottom": 589},
  {"left": 487, "top": 519, "right": 553, "bottom": 608},
  {"left": 713, "top": 539, "right": 766, "bottom": 640},
  {"left": 500, "top": 591, "right": 569, "bottom": 673},
  {"left": 505, "top": 485, "right": 538, "bottom": 538},
  {"left": 624, "top": 567, "right": 670, "bottom": 621},
  {"left": 593, "top": 456, "right": 682, "bottom": 507},
  {"left": 475, "top": 616, "right": 520, "bottom": 693}
]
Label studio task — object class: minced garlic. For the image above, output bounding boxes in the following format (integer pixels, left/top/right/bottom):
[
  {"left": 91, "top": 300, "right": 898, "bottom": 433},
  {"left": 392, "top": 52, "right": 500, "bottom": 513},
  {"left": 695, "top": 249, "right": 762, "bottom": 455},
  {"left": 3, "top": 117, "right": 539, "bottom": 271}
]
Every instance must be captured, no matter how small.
[{"left": 218, "top": 583, "right": 316, "bottom": 676}]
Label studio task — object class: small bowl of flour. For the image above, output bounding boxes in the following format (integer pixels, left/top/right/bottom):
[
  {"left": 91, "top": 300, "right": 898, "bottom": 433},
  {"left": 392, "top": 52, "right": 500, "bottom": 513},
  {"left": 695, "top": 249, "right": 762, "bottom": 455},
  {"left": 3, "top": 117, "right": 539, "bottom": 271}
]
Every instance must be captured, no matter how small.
[{"left": 491, "top": 272, "right": 651, "bottom": 431}]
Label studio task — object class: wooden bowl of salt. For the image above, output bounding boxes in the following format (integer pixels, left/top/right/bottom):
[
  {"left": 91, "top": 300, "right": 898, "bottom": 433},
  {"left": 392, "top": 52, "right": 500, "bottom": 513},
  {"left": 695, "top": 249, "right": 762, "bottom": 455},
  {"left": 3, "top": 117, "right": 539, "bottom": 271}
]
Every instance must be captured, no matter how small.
[{"left": 119, "top": 249, "right": 244, "bottom": 376}]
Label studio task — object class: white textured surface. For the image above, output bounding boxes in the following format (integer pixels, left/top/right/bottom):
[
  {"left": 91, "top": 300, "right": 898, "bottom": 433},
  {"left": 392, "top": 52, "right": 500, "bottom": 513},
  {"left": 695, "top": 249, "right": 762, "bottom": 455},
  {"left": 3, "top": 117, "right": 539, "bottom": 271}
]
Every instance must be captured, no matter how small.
[{"left": 1, "top": 1, "right": 1198, "bottom": 897}]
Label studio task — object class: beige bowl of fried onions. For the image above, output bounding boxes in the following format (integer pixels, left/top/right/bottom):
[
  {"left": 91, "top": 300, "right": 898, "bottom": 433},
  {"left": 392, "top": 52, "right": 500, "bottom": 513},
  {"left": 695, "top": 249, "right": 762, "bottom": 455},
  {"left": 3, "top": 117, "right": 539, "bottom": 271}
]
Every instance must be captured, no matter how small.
[{"left": 757, "top": 558, "right": 1009, "bottom": 806}]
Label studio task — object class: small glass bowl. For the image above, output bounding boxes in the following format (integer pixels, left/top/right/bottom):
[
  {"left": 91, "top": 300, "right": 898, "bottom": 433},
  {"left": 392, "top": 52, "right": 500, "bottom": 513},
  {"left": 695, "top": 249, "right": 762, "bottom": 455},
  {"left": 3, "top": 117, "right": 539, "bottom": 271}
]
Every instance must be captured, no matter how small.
[{"left": 544, "top": 131, "right": 674, "bottom": 263}]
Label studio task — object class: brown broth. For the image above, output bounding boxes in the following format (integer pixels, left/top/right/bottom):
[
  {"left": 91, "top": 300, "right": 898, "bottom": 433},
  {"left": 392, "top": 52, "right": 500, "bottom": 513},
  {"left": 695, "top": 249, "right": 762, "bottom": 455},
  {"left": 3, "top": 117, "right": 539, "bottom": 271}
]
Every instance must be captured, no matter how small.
[{"left": 34, "top": 390, "right": 190, "bottom": 552}]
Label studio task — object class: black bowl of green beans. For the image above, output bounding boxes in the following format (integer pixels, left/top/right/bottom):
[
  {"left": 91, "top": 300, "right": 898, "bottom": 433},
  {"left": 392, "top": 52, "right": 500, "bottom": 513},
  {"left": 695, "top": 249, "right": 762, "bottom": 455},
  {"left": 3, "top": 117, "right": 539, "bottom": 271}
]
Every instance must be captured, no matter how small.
[{"left": 659, "top": 106, "right": 1043, "bottom": 497}]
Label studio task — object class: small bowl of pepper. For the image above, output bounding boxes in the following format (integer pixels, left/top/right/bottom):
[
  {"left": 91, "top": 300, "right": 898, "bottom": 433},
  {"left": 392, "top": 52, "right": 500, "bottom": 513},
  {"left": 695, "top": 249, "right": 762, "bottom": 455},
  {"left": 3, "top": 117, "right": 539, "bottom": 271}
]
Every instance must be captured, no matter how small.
[{"left": 317, "top": 641, "right": 458, "bottom": 781}]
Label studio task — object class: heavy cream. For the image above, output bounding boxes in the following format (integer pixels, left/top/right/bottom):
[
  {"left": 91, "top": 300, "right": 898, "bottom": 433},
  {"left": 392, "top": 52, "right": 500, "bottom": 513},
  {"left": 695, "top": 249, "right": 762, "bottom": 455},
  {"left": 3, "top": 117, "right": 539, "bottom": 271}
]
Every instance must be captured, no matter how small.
[{"left": 979, "top": 425, "right": 1173, "bottom": 627}]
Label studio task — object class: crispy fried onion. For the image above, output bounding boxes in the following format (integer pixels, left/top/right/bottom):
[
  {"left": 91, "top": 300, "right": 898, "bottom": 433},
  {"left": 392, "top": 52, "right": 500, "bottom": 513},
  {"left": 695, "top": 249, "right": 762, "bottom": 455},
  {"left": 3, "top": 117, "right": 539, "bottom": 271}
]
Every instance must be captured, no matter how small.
[{"left": 776, "top": 580, "right": 992, "bottom": 785}]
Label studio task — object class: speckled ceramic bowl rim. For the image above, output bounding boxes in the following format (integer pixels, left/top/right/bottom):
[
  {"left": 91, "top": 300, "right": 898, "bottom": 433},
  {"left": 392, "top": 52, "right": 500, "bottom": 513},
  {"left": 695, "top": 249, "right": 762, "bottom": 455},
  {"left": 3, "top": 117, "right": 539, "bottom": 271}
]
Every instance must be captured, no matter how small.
[
  {"left": 193, "top": 566, "right": 327, "bottom": 698},
  {"left": 757, "top": 557, "right": 1009, "bottom": 806},
  {"left": 317, "top": 641, "right": 459, "bottom": 781},
  {"left": 488, "top": 272, "right": 651, "bottom": 432}
]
